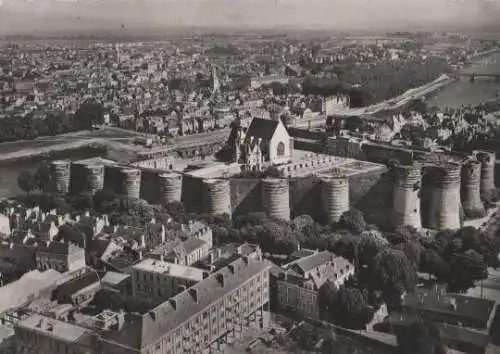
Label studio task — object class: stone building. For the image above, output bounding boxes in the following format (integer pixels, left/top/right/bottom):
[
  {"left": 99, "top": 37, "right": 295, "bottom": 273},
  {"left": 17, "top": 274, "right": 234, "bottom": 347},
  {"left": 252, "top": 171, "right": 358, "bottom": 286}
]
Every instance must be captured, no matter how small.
[
  {"left": 273, "top": 250, "right": 354, "bottom": 319},
  {"left": 35, "top": 242, "right": 86, "bottom": 273},
  {"left": 130, "top": 258, "right": 207, "bottom": 300},
  {"left": 234, "top": 117, "right": 293, "bottom": 170},
  {"left": 14, "top": 314, "right": 95, "bottom": 354},
  {"left": 100, "top": 256, "right": 270, "bottom": 354}
]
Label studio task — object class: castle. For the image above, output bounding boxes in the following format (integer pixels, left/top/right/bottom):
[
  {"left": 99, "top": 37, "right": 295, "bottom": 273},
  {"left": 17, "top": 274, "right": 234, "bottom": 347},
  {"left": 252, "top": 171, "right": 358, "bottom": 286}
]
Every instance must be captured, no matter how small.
[{"left": 47, "top": 117, "right": 497, "bottom": 231}]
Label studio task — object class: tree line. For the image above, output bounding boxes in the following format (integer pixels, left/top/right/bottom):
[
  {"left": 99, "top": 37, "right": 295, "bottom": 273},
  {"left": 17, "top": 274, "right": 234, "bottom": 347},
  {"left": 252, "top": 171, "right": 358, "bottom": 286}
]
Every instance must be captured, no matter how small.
[
  {"left": 301, "top": 57, "right": 450, "bottom": 107},
  {"left": 0, "top": 100, "right": 105, "bottom": 143}
]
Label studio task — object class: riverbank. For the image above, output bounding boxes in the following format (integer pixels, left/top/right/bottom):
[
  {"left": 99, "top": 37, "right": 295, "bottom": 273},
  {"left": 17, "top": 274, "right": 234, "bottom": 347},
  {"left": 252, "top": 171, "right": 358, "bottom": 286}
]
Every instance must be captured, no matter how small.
[{"left": 0, "top": 139, "right": 107, "bottom": 164}]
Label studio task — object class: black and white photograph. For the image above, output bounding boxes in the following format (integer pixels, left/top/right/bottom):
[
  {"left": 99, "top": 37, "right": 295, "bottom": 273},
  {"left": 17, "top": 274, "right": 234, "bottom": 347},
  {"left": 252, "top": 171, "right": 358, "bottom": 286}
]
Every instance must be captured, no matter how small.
[{"left": 0, "top": 0, "right": 500, "bottom": 353}]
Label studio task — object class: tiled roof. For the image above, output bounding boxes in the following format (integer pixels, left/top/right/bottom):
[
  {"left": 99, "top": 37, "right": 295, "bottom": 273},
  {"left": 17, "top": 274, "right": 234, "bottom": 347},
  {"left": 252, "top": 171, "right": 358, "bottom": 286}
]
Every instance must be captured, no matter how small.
[
  {"left": 402, "top": 288, "right": 496, "bottom": 326},
  {"left": 102, "top": 272, "right": 130, "bottom": 286},
  {"left": 245, "top": 117, "right": 279, "bottom": 142},
  {"left": 102, "top": 257, "right": 270, "bottom": 350},
  {"left": 286, "top": 250, "right": 335, "bottom": 274},
  {"left": 36, "top": 242, "right": 83, "bottom": 256},
  {"left": 52, "top": 272, "right": 101, "bottom": 300}
]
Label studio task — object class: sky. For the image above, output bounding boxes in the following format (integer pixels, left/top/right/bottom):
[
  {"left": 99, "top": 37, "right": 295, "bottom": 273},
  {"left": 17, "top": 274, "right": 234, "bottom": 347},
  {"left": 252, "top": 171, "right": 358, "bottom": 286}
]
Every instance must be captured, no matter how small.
[{"left": 0, "top": 0, "right": 499, "bottom": 34}]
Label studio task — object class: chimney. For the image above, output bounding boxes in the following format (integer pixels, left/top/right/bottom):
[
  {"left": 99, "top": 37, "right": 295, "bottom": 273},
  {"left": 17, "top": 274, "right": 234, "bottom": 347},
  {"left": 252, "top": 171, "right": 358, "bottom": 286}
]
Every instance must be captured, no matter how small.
[
  {"left": 140, "top": 234, "right": 146, "bottom": 248},
  {"left": 138, "top": 250, "right": 143, "bottom": 260},
  {"left": 169, "top": 299, "right": 177, "bottom": 310},
  {"left": 188, "top": 288, "right": 198, "bottom": 303},
  {"left": 149, "top": 310, "right": 157, "bottom": 321},
  {"left": 216, "top": 273, "right": 224, "bottom": 287}
]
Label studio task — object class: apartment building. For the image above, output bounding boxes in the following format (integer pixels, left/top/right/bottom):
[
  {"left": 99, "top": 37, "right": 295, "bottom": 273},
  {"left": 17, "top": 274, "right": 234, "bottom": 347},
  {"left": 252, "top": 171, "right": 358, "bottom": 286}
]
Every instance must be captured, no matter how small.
[
  {"left": 101, "top": 256, "right": 271, "bottom": 354},
  {"left": 130, "top": 258, "right": 207, "bottom": 300},
  {"left": 273, "top": 250, "right": 354, "bottom": 319},
  {"left": 14, "top": 314, "right": 95, "bottom": 354}
]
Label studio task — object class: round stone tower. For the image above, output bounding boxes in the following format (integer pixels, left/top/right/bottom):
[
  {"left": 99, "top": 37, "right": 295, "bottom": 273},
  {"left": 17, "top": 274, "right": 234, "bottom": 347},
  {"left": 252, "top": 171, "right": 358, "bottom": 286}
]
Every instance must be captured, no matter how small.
[
  {"left": 158, "top": 173, "right": 183, "bottom": 205},
  {"left": 120, "top": 168, "right": 141, "bottom": 199},
  {"left": 474, "top": 150, "right": 496, "bottom": 199},
  {"left": 425, "top": 163, "right": 462, "bottom": 230},
  {"left": 461, "top": 160, "right": 485, "bottom": 218},
  {"left": 392, "top": 163, "right": 422, "bottom": 229},
  {"left": 320, "top": 175, "right": 349, "bottom": 224},
  {"left": 83, "top": 164, "right": 105, "bottom": 194},
  {"left": 202, "top": 179, "right": 231, "bottom": 215},
  {"left": 50, "top": 160, "right": 71, "bottom": 194},
  {"left": 261, "top": 178, "right": 290, "bottom": 221}
]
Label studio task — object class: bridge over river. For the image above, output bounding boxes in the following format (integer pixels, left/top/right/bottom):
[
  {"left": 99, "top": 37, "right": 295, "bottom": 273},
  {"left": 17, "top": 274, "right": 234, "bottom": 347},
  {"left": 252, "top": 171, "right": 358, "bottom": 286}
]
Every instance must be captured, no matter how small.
[{"left": 454, "top": 72, "right": 500, "bottom": 83}]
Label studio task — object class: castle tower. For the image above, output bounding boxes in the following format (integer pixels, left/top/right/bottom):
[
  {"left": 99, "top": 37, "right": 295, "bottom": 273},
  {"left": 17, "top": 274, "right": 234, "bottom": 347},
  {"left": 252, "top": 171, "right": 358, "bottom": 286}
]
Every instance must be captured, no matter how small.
[
  {"left": 425, "top": 163, "right": 462, "bottom": 230},
  {"left": 203, "top": 179, "right": 231, "bottom": 215},
  {"left": 321, "top": 175, "right": 350, "bottom": 224},
  {"left": 120, "top": 168, "right": 141, "bottom": 199},
  {"left": 461, "top": 160, "right": 485, "bottom": 218},
  {"left": 158, "top": 173, "right": 183, "bottom": 205},
  {"left": 83, "top": 164, "right": 105, "bottom": 194},
  {"left": 50, "top": 160, "right": 71, "bottom": 195},
  {"left": 261, "top": 178, "right": 290, "bottom": 221},
  {"left": 392, "top": 163, "right": 422, "bottom": 229},
  {"left": 474, "top": 150, "right": 496, "bottom": 199}
]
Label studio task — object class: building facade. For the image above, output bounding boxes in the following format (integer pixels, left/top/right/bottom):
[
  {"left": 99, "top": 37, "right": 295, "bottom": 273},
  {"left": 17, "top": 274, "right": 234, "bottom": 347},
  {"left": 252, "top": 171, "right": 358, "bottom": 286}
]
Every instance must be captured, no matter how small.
[
  {"left": 101, "top": 257, "right": 270, "bottom": 354},
  {"left": 130, "top": 258, "right": 207, "bottom": 300},
  {"left": 273, "top": 250, "right": 354, "bottom": 319},
  {"left": 35, "top": 242, "right": 86, "bottom": 273}
]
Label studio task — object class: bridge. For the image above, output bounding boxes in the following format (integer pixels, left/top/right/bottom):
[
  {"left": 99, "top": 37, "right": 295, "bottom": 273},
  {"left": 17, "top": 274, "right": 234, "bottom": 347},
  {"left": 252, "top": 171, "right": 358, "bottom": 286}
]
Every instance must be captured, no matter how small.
[{"left": 454, "top": 72, "right": 500, "bottom": 83}]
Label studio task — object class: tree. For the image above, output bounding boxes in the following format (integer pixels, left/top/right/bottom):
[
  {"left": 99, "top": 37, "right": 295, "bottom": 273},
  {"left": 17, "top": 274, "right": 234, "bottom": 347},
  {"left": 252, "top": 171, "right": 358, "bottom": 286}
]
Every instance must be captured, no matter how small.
[
  {"left": 395, "top": 319, "right": 446, "bottom": 354},
  {"left": 319, "top": 284, "right": 374, "bottom": 329},
  {"left": 394, "top": 241, "right": 422, "bottom": 270},
  {"left": 370, "top": 249, "right": 416, "bottom": 308},
  {"left": 74, "top": 100, "right": 105, "bottom": 129},
  {"left": 357, "top": 230, "right": 389, "bottom": 267},
  {"left": 292, "top": 215, "right": 316, "bottom": 235},
  {"left": 338, "top": 209, "right": 366, "bottom": 233},
  {"left": 17, "top": 169, "right": 37, "bottom": 195},
  {"left": 34, "top": 161, "right": 52, "bottom": 191},
  {"left": 448, "top": 249, "right": 488, "bottom": 293},
  {"left": 455, "top": 226, "right": 500, "bottom": 268},
  {"left": 391, "top": 225, "right": 422, "bottom": 245},
  {"left": 419, "top": 249, "right": 450, "bottom": 281}
]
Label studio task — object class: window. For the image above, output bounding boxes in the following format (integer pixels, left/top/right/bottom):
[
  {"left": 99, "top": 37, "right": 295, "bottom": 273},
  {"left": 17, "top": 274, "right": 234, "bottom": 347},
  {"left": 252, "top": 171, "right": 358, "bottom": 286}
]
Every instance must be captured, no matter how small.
[{"left": 277, "top": 142, "right": 285, "bottom": 156}]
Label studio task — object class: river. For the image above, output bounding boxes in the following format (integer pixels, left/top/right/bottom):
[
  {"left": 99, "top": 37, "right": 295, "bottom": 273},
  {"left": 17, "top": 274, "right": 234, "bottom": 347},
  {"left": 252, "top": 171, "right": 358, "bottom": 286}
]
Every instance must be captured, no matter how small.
[{"left": 426, "top": 51, "right": 500, "bottom": 109}]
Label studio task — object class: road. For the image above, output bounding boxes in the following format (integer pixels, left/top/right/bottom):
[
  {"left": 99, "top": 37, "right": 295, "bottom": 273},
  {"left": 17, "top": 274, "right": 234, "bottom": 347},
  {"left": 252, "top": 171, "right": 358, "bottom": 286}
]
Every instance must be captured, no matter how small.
[{"left": 293, "top": 74, "right": 455, "bottom": 130}]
